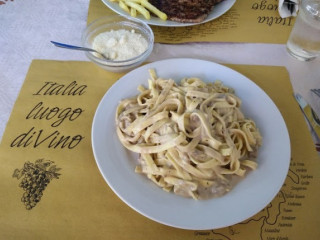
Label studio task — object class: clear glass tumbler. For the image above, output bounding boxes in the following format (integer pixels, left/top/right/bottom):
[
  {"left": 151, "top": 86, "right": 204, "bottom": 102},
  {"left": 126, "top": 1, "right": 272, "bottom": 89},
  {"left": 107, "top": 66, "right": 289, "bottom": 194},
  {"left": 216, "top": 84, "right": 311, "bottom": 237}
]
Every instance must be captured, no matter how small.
[{"left": 286, "top": 0, "right": 320, "bottom": 61}]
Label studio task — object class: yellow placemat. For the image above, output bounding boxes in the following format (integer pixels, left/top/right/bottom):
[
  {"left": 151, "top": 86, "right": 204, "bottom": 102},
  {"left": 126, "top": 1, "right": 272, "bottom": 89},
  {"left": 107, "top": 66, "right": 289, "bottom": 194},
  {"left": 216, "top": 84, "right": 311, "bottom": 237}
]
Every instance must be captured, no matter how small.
[
  {"left": 0, "top": 60, "right": 319, "bottom": 240},
  {"left": 87, "top": 0, "right": 295, "bottom": 44}
]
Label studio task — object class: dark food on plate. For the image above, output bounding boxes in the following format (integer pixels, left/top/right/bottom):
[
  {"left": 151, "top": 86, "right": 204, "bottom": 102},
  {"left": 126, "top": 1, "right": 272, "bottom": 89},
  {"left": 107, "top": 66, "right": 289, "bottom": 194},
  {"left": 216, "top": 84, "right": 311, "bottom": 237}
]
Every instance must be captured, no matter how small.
[{"left": 148, "top": 0, "right": 224, "bottom": 23}]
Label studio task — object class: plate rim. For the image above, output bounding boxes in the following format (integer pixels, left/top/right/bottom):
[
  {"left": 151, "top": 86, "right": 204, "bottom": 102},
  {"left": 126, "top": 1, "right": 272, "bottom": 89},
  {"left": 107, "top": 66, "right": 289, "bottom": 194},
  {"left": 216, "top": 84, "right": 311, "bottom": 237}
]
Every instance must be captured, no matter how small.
[
  {"left": 91, "top": 58, "right": 291, "bottom": 230},
  {"left": 100, "top": 0, "right": 237, "bottom": 27}
]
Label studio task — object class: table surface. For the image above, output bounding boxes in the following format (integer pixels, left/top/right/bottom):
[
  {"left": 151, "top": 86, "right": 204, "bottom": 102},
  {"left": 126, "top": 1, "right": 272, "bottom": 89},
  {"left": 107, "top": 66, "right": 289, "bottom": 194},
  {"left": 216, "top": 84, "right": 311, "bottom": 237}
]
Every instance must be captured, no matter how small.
[{"left": 0, "top": 0, "right": 319, "bottom": 141}]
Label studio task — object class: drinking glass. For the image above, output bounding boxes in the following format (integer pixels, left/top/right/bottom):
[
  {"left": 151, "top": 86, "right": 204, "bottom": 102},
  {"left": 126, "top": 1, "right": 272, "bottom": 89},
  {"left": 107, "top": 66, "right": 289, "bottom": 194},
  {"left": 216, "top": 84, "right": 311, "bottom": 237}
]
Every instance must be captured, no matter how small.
[{"left": 286, "top": 0, "right": 320, "bottom": 61}]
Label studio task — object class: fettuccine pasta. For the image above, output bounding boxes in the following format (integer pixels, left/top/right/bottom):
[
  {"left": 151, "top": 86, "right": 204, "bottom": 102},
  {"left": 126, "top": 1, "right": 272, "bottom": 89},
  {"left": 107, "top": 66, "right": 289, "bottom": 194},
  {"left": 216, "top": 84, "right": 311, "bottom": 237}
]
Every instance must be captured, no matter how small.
[{"left": 116, "top": 69, "right": 262, "bottom": 200}]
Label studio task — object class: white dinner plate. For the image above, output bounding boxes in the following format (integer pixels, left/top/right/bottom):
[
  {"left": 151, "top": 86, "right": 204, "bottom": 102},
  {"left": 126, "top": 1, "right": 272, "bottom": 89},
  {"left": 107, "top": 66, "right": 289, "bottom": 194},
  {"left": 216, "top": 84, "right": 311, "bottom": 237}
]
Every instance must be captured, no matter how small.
[
  {"left": 101, "top": 0, "right": 236, "bottom": 27},
  {"left": 92, "top": 58, "right": 290, "bottom": 230}
]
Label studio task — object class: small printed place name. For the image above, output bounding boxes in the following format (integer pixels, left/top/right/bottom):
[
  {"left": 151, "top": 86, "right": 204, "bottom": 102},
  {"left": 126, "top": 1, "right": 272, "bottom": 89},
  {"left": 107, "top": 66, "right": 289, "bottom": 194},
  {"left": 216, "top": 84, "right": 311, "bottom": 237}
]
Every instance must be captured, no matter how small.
[
  {"left": 301, "top": 174, "right": 313, "bottom": 179},
  {"left": 282, "top": 216, "right": 296, "bottom": 221},
  {"left": 291, "top": 186, "right": 307, "bottom": 191},
  {"left": 265, "top": 228, "right": 280, "bottom": 233},
  {"left": 285, "top": 192, "right": 305, "bottom": 199},
  {"left": 194, "top": 231, "right": 210, "bottom": 236},
  {"left": 267, "top": 237, "right": 289, "bottom": 240},
  {"left": 283, "top": 208, "right": 292, "bottom": 213},
  {"left": 288, "top": 202, "right": 302, "bottom": 206},
  {"left": 278, "top": 222, "right": 293, "bottom": 227}
]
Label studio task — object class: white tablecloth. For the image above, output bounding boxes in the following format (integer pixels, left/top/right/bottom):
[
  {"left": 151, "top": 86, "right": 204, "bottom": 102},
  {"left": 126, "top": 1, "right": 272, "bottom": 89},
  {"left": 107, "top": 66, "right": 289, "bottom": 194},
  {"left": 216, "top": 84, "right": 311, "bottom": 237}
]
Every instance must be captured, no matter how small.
[{"left": 0, "top": 0, "right": 319, "bottom": 140}]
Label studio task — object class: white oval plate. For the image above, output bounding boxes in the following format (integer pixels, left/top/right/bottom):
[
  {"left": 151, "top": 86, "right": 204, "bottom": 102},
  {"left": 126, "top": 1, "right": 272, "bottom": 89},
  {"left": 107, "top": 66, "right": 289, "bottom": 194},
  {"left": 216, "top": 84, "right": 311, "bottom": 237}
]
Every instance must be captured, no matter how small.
[
  {"left": 92, "top": 58, "right": 290, "bottom": 230},
  {"left": 101, "top": 0, "right": 236, "bottom": 27}
]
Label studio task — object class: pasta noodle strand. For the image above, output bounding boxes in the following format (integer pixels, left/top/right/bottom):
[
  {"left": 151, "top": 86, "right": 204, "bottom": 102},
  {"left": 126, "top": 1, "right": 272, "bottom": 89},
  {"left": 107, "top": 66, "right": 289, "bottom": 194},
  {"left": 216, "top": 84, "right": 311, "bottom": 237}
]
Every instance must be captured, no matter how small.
[{"left": 116, "top": 69, "right": 262, "bottom": 200}]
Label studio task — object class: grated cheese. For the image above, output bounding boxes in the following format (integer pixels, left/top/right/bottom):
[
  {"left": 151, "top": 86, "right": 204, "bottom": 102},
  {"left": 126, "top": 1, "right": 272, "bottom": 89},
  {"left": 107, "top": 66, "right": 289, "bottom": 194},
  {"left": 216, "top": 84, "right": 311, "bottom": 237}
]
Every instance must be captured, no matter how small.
[{"left": 92, "top": 29, "right": 148, "bottom": 61}]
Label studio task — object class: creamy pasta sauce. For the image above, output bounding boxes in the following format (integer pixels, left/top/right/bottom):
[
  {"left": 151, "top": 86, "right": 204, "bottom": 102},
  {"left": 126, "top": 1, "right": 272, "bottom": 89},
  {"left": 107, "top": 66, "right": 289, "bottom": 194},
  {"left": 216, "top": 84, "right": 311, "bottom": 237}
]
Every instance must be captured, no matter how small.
[{"left": 116, "top": 69, "right": 262, "bottom": 200}]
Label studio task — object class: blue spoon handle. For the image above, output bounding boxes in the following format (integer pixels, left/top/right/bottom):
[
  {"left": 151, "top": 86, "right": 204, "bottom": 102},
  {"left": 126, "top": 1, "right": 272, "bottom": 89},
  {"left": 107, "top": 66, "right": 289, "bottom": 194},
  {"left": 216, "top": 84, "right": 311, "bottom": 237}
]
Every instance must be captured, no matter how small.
[
  {"left": 50, "top": 41, "right": 96, "bottom": 53},
  {"left": 50, "top": 41, "right": 109, "bottom": 59}
]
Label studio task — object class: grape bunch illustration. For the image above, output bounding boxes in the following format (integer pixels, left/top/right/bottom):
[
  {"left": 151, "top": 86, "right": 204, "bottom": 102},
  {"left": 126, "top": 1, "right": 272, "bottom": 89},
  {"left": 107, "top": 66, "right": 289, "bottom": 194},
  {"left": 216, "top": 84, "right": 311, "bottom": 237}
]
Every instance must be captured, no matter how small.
[{"left": 12, "top": 159, "right": 61, "bottom": 210}]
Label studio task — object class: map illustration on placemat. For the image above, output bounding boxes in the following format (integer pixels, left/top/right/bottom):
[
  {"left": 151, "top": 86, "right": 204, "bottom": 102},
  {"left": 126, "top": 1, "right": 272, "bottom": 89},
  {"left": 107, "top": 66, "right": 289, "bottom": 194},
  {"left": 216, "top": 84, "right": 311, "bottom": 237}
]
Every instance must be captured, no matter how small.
[{"left": 193, "top": 159, "right": 315, "bottom": 240}]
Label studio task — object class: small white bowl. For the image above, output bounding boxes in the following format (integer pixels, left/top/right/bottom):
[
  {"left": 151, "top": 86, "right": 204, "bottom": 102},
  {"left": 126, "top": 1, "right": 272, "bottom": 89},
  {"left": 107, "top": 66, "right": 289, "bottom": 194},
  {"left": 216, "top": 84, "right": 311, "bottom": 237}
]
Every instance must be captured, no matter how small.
[{"left": 82, "top": 15, "right": 154, "bottom": 73}]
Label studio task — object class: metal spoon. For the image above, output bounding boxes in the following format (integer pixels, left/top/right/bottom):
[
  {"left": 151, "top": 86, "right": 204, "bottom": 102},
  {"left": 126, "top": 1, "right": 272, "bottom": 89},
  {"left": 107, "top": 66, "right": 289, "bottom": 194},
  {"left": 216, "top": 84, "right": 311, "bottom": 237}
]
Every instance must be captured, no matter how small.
[{"left": 50, "top": 41, "right": 109, "bottom": 60}]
